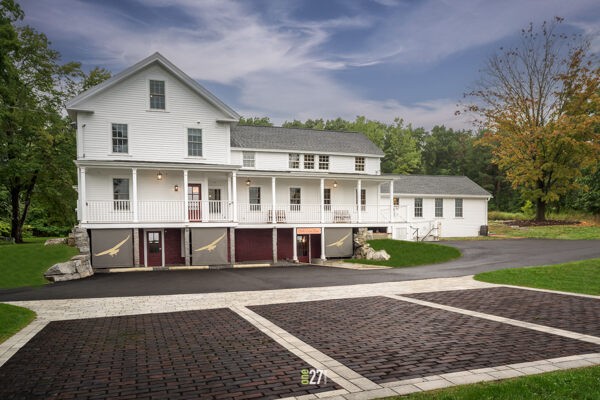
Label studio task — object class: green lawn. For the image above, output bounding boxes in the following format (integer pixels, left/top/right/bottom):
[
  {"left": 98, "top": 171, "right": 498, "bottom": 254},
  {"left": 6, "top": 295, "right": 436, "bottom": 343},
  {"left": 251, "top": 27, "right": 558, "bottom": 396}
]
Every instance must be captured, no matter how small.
[
  {"left": 0, "top": 237, "right": 78, "bottom": 289},
  {"left": 475, "top": 258, "right": 600, "bottom": 296},
  {"left": 383, "top": 366, "right": 600, "bottom": 400},
  {"left": 0, "top": 303, "right": 36, "bottom": 344},
  {"left": 346, "top": 239, "right": 461, "bottom": 267},
  {"left": 489, "top": 221, "right": 600, "bottom": 240}
]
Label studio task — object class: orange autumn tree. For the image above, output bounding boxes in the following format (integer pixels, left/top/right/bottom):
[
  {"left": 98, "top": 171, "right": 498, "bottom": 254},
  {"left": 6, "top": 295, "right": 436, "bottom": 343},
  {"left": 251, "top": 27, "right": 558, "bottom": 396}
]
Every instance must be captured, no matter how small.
[{"left": 467, "top": 18, "right": 600, "bottom": 221}]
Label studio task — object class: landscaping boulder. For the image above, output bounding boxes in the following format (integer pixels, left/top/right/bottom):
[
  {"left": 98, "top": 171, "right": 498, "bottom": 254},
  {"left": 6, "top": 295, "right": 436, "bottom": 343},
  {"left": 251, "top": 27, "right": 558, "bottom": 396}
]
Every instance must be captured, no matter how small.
[
  {"left": 353, "top": 228, "right": 390, "bottom": 261},
  {"left": 44, "top": 226, "right": 93, "bottom": 282},
  {"left": 44, "top": 238, "right": 67, "bottom": 246}
]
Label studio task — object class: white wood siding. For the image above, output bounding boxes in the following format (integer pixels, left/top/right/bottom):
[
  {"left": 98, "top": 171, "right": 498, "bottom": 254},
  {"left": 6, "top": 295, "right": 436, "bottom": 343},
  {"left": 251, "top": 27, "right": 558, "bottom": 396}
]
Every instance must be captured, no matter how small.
[
  {"left": 76, "top": 64, "right": 231, "bottom": 164},
  {"left": 232, "top": 150, "right": 380, "bottom": 174},
  {"left": 393, "top": 196, "right": 488, "bottom": 238}
]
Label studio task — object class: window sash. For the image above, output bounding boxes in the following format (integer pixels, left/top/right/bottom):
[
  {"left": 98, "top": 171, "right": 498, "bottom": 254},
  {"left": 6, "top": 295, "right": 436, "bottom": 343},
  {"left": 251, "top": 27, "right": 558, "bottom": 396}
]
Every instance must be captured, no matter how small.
[
  {"left": 304, "top": 154, "right": 315, "bottom": 169},
  {"left": 243, "top": 152, "right": 255, "bottom": 167},
  {"left": 318, "top": 155, "right": 329, "bottom": 170},
  {"left": 149, "top": 80, "right": 165, "bottom": 109},
  {"left": 111, "top": 123, "right": 128, "bottom": 153},
  {"left": 414, "top": 198, "right": 423, "bottom": 217},
  {"left": 356, "top": 188, "right": 366, "bottom": 211},
  {"left": 187, "top": 128, "right": 203, "bottom": 157},
  {"left": 435, "top": 198, "right": 443, "bottom": 218},
  {"left": 289, "top": 153, "right": 300, "bottom": 169},
  {"left": 455, "top": 198, "right": 463, "bottom": 218},
  {"left": 355, "top": 156, "right": 365, "bottom": 171}
]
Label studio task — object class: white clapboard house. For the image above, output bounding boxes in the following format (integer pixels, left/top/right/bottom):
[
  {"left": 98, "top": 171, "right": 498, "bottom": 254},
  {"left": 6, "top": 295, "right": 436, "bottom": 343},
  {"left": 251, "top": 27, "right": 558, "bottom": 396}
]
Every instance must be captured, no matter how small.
[{"left": 67, "top": 53, "right": 490, "bottom": 269}]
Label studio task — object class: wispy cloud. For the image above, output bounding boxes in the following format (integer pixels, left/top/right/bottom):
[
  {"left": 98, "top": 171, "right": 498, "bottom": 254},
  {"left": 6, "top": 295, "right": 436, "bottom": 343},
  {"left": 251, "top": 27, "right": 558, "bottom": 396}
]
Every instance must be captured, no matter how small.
[{"left": 19, "top": 0, "right": 600, "bottom": 130}]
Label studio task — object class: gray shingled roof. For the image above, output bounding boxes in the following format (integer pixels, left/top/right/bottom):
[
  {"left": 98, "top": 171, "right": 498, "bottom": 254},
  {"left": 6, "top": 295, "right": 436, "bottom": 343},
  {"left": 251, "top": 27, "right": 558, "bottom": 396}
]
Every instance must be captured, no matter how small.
[
  {"left": 381, "top": 175, "right": 491, "bottom": 197},
  {"left": 230, "top": 125, "right": 384, "bottom": 156}
]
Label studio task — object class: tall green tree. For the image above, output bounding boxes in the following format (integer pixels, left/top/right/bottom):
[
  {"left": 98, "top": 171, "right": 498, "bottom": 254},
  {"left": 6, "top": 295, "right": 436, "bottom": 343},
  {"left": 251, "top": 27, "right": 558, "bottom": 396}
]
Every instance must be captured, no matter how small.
[
  {"left": 0, "top": 0, "right": 105, "bottom": 241},
  {"left": 467, "top": 18, "right": 600, "bottom": 221}
]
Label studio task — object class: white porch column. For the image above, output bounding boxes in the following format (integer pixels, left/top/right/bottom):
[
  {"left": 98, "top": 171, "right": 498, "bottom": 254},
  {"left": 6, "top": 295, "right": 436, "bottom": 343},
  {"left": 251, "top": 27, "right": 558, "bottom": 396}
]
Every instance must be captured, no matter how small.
[
  {"left": 183, "top": 170, "right": 189, "bottom": 223},
  {"left": 320, "top": 228, "right": 326, "bottom": 260},
  {"left": 232, "top": 171, "right": 238, "bottom": 222},
  {"left": 357, "top": 179, "right": 362, "bottom": 223},
  {"left": 292, "top": 226, "right": 298, "bottom": 262},
  {"left": 376, "top": 182, "right": 381, "bottom": 223},
  {"left": 227, "top": 173, "right": 232, "bottom": 221},
  {"left": 320, "top": 178, "right": 325, "bottom": 224},
  {"left": 271, "top": 177, "right": 276, "bottom": 224},
  {"left": 389, "top": 180, "right": 394, "bottom": 222},
  {"left": 80, "top": 167, "right": 87, "bottom": 223},
  {"left": 132, "top": 168, "right": 138, "bottom": 222}
]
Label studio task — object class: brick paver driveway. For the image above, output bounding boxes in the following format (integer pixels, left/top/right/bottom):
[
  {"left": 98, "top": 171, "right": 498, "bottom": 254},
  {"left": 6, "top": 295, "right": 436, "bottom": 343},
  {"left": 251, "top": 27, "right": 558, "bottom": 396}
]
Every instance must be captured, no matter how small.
[
  {"left": 251, "top": 296, "right": 600, "bottom": 383},
  {"left": 0, "top": 309, "right": 338, "bottom": 400},
  {"left": 1, "top": 277, "right": 600, "bottom": 400},
  {"left": 406, "top": 287, "right": 600, "bottom": 337}
]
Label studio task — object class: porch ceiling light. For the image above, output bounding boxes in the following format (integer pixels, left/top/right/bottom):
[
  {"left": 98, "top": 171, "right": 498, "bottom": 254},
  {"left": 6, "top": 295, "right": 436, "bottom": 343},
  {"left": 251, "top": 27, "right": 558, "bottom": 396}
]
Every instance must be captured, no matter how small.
[
  {"left": 333, "top": 181, "right": 338, "bottom": 188},
  {"left": 174, "top": 184, "right": 179, "bottom": 191},
  {"left": 246, "top": 179, "right": 251, "bottom": 186},
  {"left": 157, "top": 171, "right": 163, "bottom": 181}
]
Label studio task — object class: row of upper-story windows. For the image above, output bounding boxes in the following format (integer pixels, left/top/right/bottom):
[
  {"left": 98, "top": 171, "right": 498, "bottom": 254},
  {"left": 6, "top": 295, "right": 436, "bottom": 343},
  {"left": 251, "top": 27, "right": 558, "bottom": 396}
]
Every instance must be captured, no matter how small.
[
  {"left": 414, "top": 198, "right": 463, "bottom": 218},
  {"left": 286, "top": 154, "right": 365, "bottom": 171},
  {"left": 110, "top": 123, "right": 204, "bottom": 157}
]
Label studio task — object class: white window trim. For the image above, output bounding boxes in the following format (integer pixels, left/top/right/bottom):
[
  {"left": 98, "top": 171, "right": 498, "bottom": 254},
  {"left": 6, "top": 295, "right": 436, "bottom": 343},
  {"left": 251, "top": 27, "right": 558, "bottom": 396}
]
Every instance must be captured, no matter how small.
[
  {"left": 184, "top": 124, "right": 205, "bottom": 159},
  {"left": 289, "top": 153, "right": 301, "bottom": 169},
  {"left": 454, "top": 198, "right": 464, "bottom": 218},
  {"left": 146, "top": 76, "right": 169, "bottom": 112},
  {"left": 435, "top": 198, "right": 444, "bottom": 218},
  {"left": 318, "top": 155, "right": 330, "bottom": 170},
  {"left": 242, "top": 151, "right": 256, "bottom": 168},
  {"left": 414, "top": 198, "right": 423, "bottom": 218},
  {"left": 107, "top": 122, "right": 132, "bottom": 156},
  {"left": 303, "top": 154, "right": 315, "bottom": 170},
  {"left": 355, "top": 156, "right": 365, "bottom": 172}
]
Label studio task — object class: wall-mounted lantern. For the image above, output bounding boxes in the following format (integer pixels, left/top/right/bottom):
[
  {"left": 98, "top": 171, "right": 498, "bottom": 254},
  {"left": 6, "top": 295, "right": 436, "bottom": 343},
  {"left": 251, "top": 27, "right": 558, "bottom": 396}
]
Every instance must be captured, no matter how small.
[
  {"left": 246, "top": 179, "right": 251, "bottom": 186},
  {"left": 157, "top": 171, "right": 163, "bottom": 181},
  {"left": 174, "top": 184, "right": 179, "bottom": 192}
]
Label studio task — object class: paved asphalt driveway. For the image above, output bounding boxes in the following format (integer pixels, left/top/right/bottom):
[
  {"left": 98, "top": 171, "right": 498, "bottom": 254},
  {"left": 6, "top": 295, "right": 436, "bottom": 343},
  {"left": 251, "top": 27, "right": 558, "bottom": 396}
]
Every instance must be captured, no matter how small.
[{"left": 1, "top": 239, "right": 599, "bottom": 301}]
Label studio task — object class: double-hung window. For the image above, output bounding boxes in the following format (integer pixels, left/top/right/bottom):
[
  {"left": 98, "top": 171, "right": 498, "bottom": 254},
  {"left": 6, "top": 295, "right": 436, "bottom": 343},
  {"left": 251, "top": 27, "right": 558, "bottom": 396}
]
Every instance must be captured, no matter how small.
[
  {"left": 187, "top": 128, "right": 202, "bottom": 157},
  {"left": 113, "top": 178, "right": 130, "bottom": 211},
  {"left": 289, "top": 187, "right": 301, "bottom": 211},
  {"left": 435, "top": 198, "right": 443, "bottom": 218},
  {"left": 149, "top": 80, "right": 165, "bottom": 110},
  {"left": 243, "top": 152, "right": 255, "bottom": 168},
  {"left": 455, "top": 198, "right": 463, "bottom": 218},
  {"left": 414, "top": 198, "right": 423, "bottom": 218},
  {"left": 318, "top": 155, "right": 329, "bottom": 170},
  {"left": 249, "top": 187, "right": 261, "bottom": 211},
  {"left": 111, "top": 123, "right": 128, "bottom": 153},
  {"left": 355, "top": 156, "right": 365, "bottom": 171},
  {"left": 289, "top": 153, "right": 300, "bottom": 169},
  {"left": 304, "top": 154, "right": 315, "bottom": 169}
]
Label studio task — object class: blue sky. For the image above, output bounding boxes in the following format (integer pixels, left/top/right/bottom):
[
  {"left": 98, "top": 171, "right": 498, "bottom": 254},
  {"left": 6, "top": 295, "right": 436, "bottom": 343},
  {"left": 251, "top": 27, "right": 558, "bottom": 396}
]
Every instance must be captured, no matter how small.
[{"left": 20, "top": 0, "right": 600, "bottom": 129}]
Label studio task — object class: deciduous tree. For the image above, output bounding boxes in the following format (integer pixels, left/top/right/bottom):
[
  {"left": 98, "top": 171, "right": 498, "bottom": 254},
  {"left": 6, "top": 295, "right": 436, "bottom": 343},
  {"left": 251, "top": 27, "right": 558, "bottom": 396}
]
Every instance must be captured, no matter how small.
[{"left": 467, "top": 18, "right": 600, "bottom": 221}]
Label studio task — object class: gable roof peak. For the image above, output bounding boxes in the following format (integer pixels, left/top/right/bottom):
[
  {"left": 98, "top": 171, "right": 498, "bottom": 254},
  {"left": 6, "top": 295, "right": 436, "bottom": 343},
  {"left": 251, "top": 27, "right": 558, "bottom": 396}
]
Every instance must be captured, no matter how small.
[{"left": 66, "top": 52, "right": 239, "bottom": 120}]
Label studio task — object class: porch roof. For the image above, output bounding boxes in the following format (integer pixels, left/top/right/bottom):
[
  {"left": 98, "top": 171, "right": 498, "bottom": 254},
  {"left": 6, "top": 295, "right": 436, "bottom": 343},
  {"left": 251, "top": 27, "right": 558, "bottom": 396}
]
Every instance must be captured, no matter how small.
[{"left": 74, "top": 159, "right": 241, "bottom": 172}]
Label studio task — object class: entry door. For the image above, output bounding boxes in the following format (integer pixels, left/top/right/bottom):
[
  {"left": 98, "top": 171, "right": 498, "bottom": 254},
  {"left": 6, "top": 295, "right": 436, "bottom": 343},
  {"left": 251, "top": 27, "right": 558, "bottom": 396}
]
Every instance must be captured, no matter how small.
[
  {"left": 188, "top": 184, "right": 202, "bottom": 221},
  {"left": 297, "top": 234, "right": 310, "bottom": 263},
  {"left": 146, "top": 231, "right": 163, "bottom": 267}
]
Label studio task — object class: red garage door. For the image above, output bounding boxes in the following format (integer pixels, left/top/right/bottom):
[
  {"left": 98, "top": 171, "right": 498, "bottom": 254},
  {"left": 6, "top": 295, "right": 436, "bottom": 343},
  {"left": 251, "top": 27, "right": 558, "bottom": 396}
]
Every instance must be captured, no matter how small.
[{"left": 235, "top": 229, "right": 273, "bottom": 262}]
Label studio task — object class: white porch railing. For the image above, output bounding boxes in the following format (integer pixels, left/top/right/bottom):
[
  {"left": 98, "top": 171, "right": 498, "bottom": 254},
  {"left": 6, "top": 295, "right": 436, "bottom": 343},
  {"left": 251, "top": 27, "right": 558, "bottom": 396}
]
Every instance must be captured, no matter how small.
[
  {"left": 86, "top": 200, "right": 231, "bottom": 223},
  {"left": 85, "top": 201, "right": 406, "bottom": 224}
]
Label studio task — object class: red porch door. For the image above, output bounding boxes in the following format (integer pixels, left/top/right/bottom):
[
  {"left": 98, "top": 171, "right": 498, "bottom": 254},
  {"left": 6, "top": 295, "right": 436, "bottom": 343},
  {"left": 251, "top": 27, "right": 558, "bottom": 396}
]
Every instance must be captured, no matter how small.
[
  {"left": 146, "top": 231, "right": 163, "bottom": 267},
  {"left": 296, "top": 234, "right": 310, "bottom": 263},
  {"left": 188, "top": 184, "right": 202, "bottom": 221}
]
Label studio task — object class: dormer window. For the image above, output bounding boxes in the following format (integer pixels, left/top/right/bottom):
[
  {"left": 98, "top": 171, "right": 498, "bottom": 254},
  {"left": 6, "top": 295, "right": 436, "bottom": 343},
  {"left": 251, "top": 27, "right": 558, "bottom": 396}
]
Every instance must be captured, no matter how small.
[{"left": 149, "top": 80, "right": 165, "bottom": 110}]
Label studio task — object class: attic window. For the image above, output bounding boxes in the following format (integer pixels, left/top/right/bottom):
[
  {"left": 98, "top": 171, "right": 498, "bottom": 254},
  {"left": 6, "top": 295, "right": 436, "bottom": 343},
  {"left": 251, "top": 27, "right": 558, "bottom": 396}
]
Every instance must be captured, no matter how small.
[{"left": 149, "top": 80, "right": 165, "bottom": 109}]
